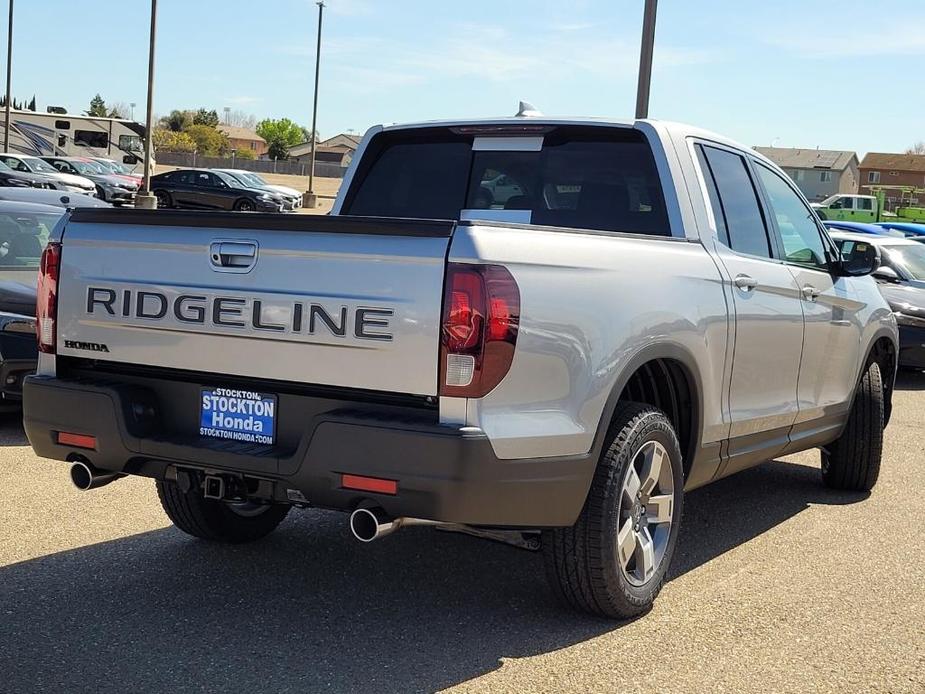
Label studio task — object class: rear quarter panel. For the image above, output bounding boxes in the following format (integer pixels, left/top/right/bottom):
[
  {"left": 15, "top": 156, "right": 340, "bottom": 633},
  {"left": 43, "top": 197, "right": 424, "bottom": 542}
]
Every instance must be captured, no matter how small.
[{"left": 447, "top": 224, "right": 729, "bottom": 460}]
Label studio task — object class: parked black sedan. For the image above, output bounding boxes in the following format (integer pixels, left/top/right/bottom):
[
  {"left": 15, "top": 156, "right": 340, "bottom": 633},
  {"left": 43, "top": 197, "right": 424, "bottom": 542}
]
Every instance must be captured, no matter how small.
[{"left": 150, "top": 169, "right": 285, "bottom": 212}]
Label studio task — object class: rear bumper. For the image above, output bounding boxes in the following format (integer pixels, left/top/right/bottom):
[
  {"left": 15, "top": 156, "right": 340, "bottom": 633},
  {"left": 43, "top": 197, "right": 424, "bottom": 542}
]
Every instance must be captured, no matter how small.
[{"left": 22, "top": 375, "right": 591, "bottom": 527}]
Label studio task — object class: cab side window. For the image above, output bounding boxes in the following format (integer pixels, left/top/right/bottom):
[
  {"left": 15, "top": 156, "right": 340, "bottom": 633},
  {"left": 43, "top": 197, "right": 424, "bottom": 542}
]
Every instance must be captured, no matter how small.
[
  {"left": 754, "top": 163, "right": 830, "bottom": 270},
  {"left": 697, "top": 144, "right": 772, "bottom": 258}
]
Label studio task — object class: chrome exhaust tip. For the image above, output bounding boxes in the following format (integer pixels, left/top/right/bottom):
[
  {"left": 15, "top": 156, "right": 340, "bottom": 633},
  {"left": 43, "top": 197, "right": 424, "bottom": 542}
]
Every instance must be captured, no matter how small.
[
  {"left": 69, "top": 460, "right": 121, "bottom": 491},
  {"left": 348, "top": 507, "right": 442, "bottom": 543},
  {"left": 349, "top": 507, "right": 393, "bottom": 542}
]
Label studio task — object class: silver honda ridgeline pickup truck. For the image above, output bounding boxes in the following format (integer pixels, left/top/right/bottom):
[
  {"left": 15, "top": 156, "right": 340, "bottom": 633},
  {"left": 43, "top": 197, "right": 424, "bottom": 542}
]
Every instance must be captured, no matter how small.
[{"left": 24, "top": 117, "right": 897, "bottom": 619}]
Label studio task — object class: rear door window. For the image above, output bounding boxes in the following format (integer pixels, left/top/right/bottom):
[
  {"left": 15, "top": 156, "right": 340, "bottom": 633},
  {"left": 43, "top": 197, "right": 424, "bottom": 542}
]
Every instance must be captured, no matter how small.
[
  {"left": 343, "top": 127, "right": 670, "bottom": 235},
  {"left": 698, "top": 145, "right": 772, "bottom": 258}
]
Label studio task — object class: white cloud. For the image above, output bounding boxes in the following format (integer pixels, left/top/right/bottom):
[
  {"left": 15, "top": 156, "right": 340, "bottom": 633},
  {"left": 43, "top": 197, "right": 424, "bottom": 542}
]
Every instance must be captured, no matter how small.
[
  {"left": 306, "top": 23, "right": 719, "bottom": 94},
  {"left": 226, "top": 95, "right": 261, "bottom": 105},
  {"left": 768, "top": 24, "right": 925, "bottom": 58}
]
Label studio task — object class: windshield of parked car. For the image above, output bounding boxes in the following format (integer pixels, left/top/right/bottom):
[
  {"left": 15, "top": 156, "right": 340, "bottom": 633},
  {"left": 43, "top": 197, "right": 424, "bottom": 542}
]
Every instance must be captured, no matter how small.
[
  {"left": 69, "top": 160, "right": 105, "bottom": 175},
  {"left": 21, "top": 157, "right": 58, "bottom": 174},
  {"left": 93, "top": 160, "right": 116, "bottom": 173},
  {"left": 883, "top": 244, "right": 925, "bottom": 280},
  {"left": 242, "top": 172, "right": 268, "bottom": 186},
  {"left": 0, "top": 209, "right": 63, "bottom": 267},
  {"left": 819, "top": 195, "right": 841, "bottom": 207},
  {"left": 213, "top": 171, "right": 239, "bottom": 188}
]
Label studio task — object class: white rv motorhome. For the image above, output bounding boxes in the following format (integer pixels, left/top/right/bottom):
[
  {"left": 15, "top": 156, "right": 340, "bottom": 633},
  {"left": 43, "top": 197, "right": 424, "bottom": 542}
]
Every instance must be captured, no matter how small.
[{"left": 0, "top": 109, "right": 150, "bottom": 173}]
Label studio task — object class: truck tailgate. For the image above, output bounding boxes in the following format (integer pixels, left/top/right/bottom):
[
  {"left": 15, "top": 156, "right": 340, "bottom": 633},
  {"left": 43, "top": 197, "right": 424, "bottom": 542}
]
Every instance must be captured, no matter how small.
[{"left": 55, "top": 210, "right": 454, "bottom": 396}]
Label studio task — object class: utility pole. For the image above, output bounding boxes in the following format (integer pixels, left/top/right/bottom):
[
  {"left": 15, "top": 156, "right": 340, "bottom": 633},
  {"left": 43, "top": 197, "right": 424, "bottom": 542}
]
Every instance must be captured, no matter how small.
[
  {"left": 304, "top": 0, "right": 324, "bottom": 209},
  {"left": 137, "top": 0, "right": 158, "bottom": 209},
  {"left": 635, "top": 0, "right": 658, "bottom": 119},
  {"left": 130, "top": 102, "right": 136, "bottom": 120},
  {"left": 3, "top": 0, "right": 13, "bottom": 152}
]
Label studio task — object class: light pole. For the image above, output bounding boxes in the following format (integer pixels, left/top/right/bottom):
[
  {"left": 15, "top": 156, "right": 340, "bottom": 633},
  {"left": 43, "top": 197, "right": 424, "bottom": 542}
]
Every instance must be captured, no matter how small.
[
  {"left": 130, "top": 102, "right": 136, "bottom": 120},
  {"left": 304, "top": 0, "right": 324, "bottom": 209},
  {"left": 223, "top": 106, "right": 230, "bottom": 125},
  {"left": 137, "top": 0, "right": 158, "bottom": 209},
  {"left": 3, "top": 0, "right": 13, "bottom": 152},
  {"left": 635, "top": 0, "right": 658, "bottom": 119}
]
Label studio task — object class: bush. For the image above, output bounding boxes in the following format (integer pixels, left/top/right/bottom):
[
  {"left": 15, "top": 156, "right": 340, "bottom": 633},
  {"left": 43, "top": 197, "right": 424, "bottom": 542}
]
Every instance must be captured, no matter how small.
[
  {"left": 184, "top": 124, "right": 229, "bottom": 156},
  {"left": 153, "top": 127, "right": 196, "bottom": 153},
  {"left": 232, "top": 148, "right": 256, "bottom": 160}
]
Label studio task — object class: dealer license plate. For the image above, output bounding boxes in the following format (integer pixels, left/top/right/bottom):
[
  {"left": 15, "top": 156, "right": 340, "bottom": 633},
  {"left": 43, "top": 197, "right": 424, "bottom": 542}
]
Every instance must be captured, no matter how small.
[{"left": 199, "top": 388, "right": 277, "bottom": 445}]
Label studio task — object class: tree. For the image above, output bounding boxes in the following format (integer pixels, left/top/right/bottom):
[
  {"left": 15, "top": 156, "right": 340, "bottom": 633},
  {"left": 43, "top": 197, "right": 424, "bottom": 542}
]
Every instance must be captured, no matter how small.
[
  {"left": 152, "top": 127, "right": 196, "bottom": 153},
  {"left": 226, "top": 109, "right": 257, "bottom": 129},
  {"left": 27, "top": 95, "right": 35, "bottom": 111},
  {"left": 193, "top": 108, "right": 220, "bottom": 127},
  {"left": 161, "top": 109, "right": 193, "bottom": 132},
  {"left": 906, "top": 142, "right": 925, "bottom": 155},
  {"left": 256, "top": 118, "right": 307, "bottom": 160},
  {"left": 86, "top": 94, "right": 108, "bottom": 117},
  {"left": 184, "top": 124, "right": 229, "bottom": 156},
  {"left": 108, "top": 101, "right": 132, "bottom": 119},
  {"left": 300, "top": 126, "right": 319, "bottom": 144}
]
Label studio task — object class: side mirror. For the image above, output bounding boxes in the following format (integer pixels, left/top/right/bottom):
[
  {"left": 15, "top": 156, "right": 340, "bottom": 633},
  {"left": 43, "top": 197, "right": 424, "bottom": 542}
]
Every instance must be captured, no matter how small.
[
  {"left": 838, "top": 240, "right": 880, "bottom": 277},
  {"left": 872, "top": 265, "right": 900, "bottom": 283}
]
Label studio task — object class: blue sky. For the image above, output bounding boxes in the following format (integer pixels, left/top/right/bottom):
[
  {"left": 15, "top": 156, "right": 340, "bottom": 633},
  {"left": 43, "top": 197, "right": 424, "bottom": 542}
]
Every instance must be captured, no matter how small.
[{"left": 6, "top": 0, "right": 925, "bottom": 155}]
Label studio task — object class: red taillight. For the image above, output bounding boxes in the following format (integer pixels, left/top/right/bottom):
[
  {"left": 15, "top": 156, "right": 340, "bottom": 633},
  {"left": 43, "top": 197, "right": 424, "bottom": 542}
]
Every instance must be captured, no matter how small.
[
  {"left": 439, "top": 263, "right": 520, "bottom": 398},
  {"left": 36, "top": 242, "right": 61, "bottom": 354}
]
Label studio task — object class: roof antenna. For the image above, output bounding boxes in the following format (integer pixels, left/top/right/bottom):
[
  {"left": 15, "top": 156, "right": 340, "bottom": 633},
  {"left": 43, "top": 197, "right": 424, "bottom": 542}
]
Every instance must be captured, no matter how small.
[{"left": 515, "top": 101, "right": 543, "bottom": 118}]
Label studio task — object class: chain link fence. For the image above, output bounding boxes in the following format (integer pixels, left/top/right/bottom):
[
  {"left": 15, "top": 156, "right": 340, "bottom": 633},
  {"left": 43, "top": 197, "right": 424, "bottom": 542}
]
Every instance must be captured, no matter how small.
[{"left": 155, "top": 152, "right": 347, "bottom": 179}]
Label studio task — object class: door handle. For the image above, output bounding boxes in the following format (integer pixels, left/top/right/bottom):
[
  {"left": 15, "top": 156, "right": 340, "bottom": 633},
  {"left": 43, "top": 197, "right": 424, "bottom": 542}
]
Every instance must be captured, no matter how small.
[
  {"left": 210, "top": 240, "right": 258, "bottom": 272},
  {"left": 802, "top": 285, "right": 820, "bottom": 301},
  {"left": 733, "top": 274, "right": 758, "bottom": 291}
]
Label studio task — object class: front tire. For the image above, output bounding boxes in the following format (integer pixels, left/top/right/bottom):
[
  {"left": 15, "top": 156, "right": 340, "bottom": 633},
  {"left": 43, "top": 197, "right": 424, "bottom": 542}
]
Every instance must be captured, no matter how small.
[
  {"left": 543, "top": 402, "right": 684, "bottom": 619},
  {"left": 821, "top": 361, "right": 884, "bottom": 491},
  {"left": 234, "top": 198, "right": 256, "bottom": 212},
  {"left": 156, "top": 479, "right": 291, "bottom": 543}
]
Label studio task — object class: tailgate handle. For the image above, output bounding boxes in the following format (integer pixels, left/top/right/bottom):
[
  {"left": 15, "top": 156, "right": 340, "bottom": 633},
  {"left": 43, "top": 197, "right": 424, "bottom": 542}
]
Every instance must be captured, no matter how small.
[{"left": 210, "top": 241, "right": 257, "bottom": 271}]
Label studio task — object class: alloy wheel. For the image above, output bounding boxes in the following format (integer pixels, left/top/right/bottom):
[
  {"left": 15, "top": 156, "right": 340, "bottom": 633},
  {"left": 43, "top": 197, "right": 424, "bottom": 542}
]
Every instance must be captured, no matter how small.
[{"left": 617, "top": 440, "right": 676, "bottom": 586}]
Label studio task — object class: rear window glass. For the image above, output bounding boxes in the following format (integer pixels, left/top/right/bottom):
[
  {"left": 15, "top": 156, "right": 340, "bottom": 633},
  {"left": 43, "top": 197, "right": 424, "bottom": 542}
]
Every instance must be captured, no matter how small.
[
  {"left": 0, "top": 210, "right": 62, "bottom": 267},
  {"left": 343, "top": 127, "right": 670, "bottom": 235}
]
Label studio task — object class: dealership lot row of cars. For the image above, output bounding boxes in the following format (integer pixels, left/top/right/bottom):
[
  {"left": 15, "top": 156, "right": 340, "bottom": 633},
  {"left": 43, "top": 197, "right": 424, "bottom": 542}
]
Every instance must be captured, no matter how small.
[{"left": 0, "top": 154, "right": 304, "bottom": 213}]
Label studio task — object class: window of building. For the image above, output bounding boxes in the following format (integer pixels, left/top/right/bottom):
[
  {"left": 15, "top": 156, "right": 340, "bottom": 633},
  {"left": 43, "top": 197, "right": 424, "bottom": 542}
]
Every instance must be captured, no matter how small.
[
  {"left": 820, "top": 171, "right": 833, "bottom": 182},
  {"left": 54, "top": 120, "right": 70, "bottom": 130},
  {"left": 793, "top": 169, "right": 805, "bottom": 182},
  {"left": 74, "top": 130, "right": 108, "bottom": 148},
  {"left": 698, "top": 144, "right": 772, "bottom": 258},
  {"left": 868, "top": 171, "right": 881, "bottom": 183},
  {"left": 890, "top": 170, "right": 899, "bottom": 177}
]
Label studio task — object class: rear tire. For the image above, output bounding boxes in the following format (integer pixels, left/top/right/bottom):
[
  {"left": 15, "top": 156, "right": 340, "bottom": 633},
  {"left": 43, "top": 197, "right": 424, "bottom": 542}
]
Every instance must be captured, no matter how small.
[
  {"left": 821, "top": 361, "right": 884, "bottom": 491},
  {"left": 154, "top": 189, "right": 172, "bottom": 209},
  {"left": 543, "top": 402, "right": 684, "bottom": 619},
  {"left": 156, "top": 479, "right": 291, "bottom": 543}
]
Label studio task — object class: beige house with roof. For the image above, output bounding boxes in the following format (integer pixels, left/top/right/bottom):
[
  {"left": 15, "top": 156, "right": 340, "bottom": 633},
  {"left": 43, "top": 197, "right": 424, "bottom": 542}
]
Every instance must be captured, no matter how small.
[
  {"left": 754, "top": 147, "right": 859, "bottom": 201},
  {"left": 217, "top": 125, "right": 268, "bottom": 157}
]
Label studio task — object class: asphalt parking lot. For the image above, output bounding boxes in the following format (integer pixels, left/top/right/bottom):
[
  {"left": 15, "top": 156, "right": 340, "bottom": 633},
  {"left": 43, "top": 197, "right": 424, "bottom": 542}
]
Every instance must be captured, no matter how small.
[{"left": 1, "top": 374, "right": 923, "bottom": 693}]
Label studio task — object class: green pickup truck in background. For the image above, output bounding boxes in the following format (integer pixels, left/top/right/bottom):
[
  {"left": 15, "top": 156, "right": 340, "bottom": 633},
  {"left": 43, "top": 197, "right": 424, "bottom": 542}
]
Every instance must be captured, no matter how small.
[{"left": 812, "top": 186, "right": 925, "bottom": 223}]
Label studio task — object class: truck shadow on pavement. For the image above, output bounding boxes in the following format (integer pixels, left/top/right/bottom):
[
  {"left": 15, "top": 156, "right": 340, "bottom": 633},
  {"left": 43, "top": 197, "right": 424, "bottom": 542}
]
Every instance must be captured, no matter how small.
[
  {"left": 895, "top": 368, "right": 925, "bottom": 391},
  {"left": 0, "top": 454, "right": 869, "bottom": 694}
]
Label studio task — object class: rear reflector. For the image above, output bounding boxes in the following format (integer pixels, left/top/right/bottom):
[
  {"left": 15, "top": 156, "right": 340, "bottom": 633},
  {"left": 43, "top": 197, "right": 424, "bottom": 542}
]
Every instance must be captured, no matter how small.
[
  {"left": 56, "top": 432, "right": 97, "bottom": 450},
  {"left": 341, "top": 474, "right": 398, "bottom": 495}
]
